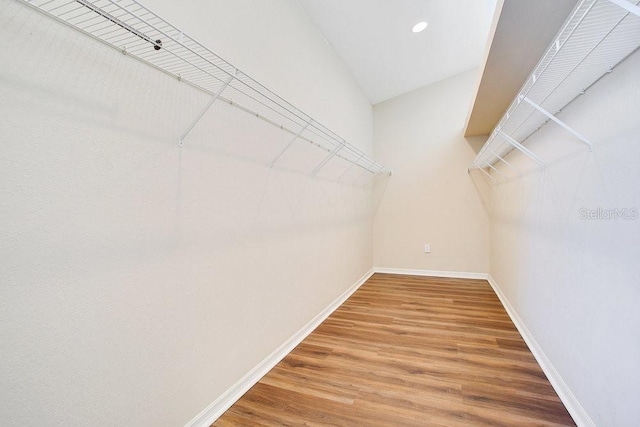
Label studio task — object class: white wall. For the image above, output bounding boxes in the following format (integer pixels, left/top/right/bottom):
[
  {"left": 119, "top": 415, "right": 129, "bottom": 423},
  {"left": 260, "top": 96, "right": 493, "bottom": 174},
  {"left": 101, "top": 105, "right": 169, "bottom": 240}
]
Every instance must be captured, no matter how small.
[
  {"left": 373, "top": 70, "right": 490, "bottom": 274},
  {"left": 143, "top": 0, "right": 373, "bottom": 152},
  {"left": 487, "top": 50, "right": 640, "bottom": 425},
  {"left": 0, "top": 0, "right": 374, "bottom": 425}
]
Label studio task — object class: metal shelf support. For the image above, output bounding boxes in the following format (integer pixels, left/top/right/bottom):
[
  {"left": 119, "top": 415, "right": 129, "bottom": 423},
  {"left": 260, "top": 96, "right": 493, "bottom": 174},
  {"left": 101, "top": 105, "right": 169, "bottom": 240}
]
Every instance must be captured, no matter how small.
[
  {"left": 179, "top": 74, "right": 234, "bottom": 147},
  {"left": 488, "top": 146, "right": 522, "bottom": 176},
  {"left": 521, "top": 96, "right": 592, "bottom": 150},
  {"left": 484, "top": 160, "right": 507, "bottom": 179},
  {"left": 471, "top": 164, "right": 497, "bottom": 183},
  {"left": 337, "top": 153, "right": 364, "bottom": 183},
  {"left": 311, "top": 141, "right": 345, "bottom": 176},
  {"left": 498, "top": 132, "right": 546, "bottom": 166},
  {"left": 270, "top": 120, "right": 313, "bottom": 168},
  {"left": 18, "top": 0, "right": 391, "bottom": 178}
]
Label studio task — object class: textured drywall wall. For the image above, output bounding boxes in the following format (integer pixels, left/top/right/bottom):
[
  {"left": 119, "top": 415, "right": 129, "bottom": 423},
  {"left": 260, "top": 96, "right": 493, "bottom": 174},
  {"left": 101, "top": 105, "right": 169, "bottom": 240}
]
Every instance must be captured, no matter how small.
[
  {"left": 0, "top": 0, "right": 374, "bottom": 425},
  {"left": 372, "top": 70, "right": 490, "bottom": 273},
  {"left": 142, "top": 0, "right": 373, "bottom": 153},
  {"left": 487, "top": 49, "right": 640, "bottom": 425}
]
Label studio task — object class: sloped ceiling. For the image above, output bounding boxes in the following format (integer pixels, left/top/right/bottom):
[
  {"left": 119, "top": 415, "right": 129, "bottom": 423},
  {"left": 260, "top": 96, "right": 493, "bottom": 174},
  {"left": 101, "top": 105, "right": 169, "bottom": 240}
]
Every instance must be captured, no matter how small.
[{"left": 297, "top": 0, "right": 498, "bottom": 105}]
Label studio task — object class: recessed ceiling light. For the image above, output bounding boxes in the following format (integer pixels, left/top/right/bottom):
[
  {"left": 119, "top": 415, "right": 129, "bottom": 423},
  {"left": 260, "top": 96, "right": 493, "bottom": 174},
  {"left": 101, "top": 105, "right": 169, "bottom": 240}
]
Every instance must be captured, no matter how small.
[{"left": 412, "top": 21, "right": 428, "bottom": 33}]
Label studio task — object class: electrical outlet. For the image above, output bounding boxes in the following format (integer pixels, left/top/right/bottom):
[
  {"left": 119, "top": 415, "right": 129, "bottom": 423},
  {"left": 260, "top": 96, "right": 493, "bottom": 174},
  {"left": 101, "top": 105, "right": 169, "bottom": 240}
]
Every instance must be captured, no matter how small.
[{"left": 424, "top": 244, "right": 431, "bottom": 253}]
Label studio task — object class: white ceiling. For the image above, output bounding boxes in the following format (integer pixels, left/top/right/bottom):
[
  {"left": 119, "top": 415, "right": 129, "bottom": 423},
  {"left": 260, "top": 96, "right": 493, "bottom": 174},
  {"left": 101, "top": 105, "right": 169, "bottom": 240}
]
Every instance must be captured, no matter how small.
[{"left": 297, "top": 0, "right": 498, "bottom": 105}]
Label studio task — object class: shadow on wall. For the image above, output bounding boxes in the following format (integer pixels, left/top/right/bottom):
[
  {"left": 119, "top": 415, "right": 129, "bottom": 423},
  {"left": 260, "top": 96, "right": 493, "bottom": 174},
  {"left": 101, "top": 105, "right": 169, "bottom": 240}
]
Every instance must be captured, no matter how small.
[
  {"left": 0, "top": 2, "right": 383, "bottom": 424},
  {"left": 481, "top": 48, "right": 640, "bottom": 426},
  {"left": 0, "top": 0, "right": 393, "bottom": 282}
]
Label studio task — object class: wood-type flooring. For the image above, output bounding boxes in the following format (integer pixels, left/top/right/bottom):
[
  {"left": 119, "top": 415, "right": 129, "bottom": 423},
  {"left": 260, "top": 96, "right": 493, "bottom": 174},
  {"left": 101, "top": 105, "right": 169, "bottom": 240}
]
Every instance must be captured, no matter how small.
[{"left": 214, "top": 273, "right": 575, "bottom": 426}]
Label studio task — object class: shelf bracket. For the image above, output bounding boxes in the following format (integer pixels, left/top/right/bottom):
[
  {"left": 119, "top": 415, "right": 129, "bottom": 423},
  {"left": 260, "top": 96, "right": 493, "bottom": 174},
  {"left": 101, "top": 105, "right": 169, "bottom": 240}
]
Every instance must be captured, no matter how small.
[
  {"left": 483, "top": 160, "right": 507, "bottom": 179},
  {"left": 311, "top": 142, "right": 345, "bottom": 176},
  {"left": 337, "top": 153, "right": 364, "bottom": 183},
  {"left": 521, "top": 96, "right": 592, "bottom": 149},
  {"left": 179, "top": 74, "right": 234, "bottom": 147},
  {"left": 487, "top": 147, "right": 522, "bottom": 176},
  {"left": 471, "top": 164, "right": 497, "bottom": 182},
  {"left": 498, "top": 131, "right": 545, "bottom": 166},
  {"left": 606, "top": 0, "right": 640, "bottom": 17},
  {"left": 270, "top": 120, "right": 313, "bottom": 168}
]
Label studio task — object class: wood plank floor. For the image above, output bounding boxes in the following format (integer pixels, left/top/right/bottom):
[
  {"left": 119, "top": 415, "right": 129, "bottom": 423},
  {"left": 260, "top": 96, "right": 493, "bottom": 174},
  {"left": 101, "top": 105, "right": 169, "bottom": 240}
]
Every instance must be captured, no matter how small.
[{"left": 214, "top": 273, "right": 575, "bottom": 426}]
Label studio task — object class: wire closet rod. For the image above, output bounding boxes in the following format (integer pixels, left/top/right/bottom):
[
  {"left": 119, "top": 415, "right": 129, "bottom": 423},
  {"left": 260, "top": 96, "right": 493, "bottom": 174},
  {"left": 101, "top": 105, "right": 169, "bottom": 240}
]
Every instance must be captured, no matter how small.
[
  {"left": 19, "top": 0, "right": 391, "bottom": 177},
  {"left": 73, "top": 0, "right": 162, "bottom": 50}
]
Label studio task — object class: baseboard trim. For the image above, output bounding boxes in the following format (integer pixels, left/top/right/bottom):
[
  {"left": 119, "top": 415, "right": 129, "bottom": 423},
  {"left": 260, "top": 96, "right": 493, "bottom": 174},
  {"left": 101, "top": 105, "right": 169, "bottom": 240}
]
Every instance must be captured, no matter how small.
[
  {"left": 185, "top": 268, "right": 375, "bottom": 427},
  {"left": 486, "top": 275, "right": 595, "bottom": 427},
  {"left": 187, "top": 267, "right": 593, "bottom": 427},
  {"left": 374, "top": 268, "right": 594, "bottom": 426},
  {"left": 374, "top": 267, "right": 488, "bottom": 280}
]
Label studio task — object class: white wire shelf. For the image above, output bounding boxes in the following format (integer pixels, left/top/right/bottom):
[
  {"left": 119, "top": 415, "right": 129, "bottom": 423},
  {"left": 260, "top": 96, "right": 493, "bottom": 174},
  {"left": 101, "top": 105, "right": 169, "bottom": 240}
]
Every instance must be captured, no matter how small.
[
  {"left": 18, "top": 0, "right": 391, "bottom": 178},
  {"left": 470, "top": 0, "right": 640, "bottom": 182}
]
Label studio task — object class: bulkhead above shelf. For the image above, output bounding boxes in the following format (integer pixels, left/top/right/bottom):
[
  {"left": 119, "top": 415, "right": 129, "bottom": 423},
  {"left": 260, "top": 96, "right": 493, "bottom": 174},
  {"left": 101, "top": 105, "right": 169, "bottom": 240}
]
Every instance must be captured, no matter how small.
[{"left": 470, "top": 0, "right": 640, "bottom": 182}]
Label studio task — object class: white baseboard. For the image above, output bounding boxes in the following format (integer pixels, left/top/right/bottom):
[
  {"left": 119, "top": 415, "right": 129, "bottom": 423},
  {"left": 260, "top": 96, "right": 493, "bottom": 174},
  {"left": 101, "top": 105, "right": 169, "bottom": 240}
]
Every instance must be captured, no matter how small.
[
  {"left": 185, "top": 268, "right": 375, "bottom": 427},
  {"left": 486, "top": 275, "right": 595, "bottom": 427},
  {"left": 374, "top": 267, "right": 488, "bottom": 280},
  {"left": 187, "top": 267, "right": 593, "bottom": 427},
  {"left": 374, "top": 268, "right": 593, "bottom": 426}
]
